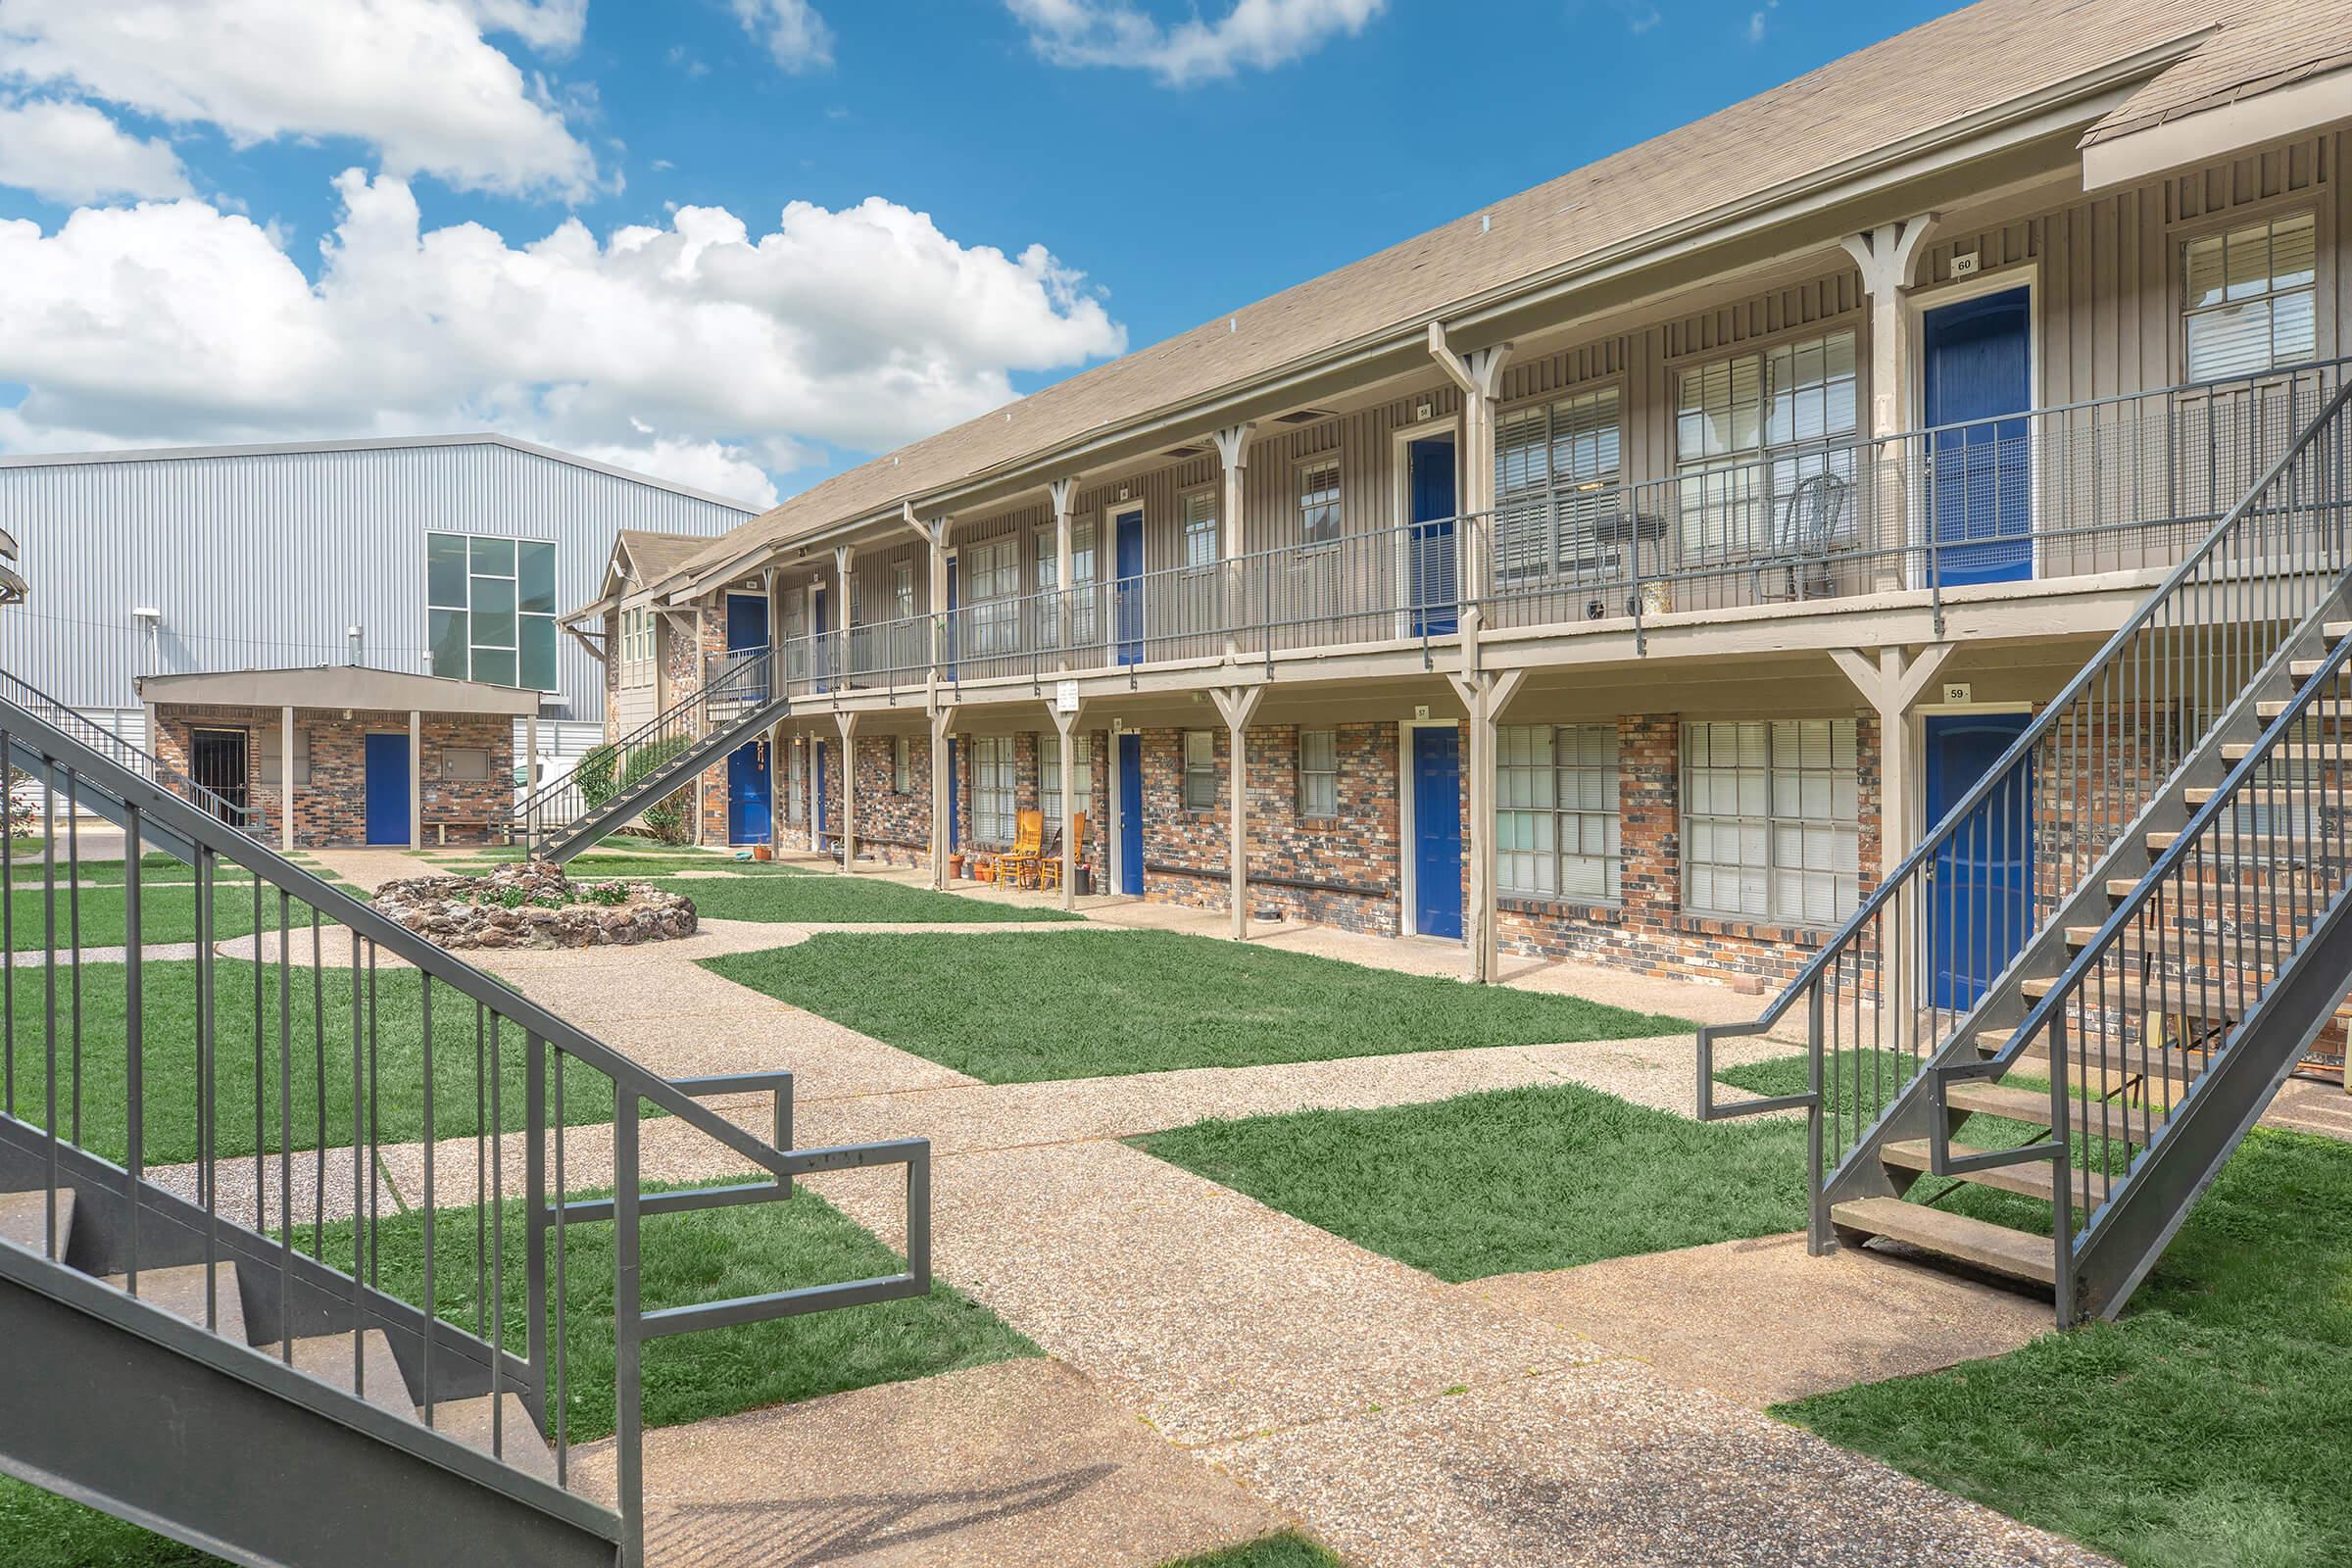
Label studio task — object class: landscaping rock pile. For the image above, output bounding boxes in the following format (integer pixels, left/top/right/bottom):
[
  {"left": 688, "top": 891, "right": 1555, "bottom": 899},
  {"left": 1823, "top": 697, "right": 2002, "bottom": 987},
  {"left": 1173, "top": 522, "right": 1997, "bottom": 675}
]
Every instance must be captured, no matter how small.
[{"left": 370, "top": 859, "right": 697, "bottom": 950}]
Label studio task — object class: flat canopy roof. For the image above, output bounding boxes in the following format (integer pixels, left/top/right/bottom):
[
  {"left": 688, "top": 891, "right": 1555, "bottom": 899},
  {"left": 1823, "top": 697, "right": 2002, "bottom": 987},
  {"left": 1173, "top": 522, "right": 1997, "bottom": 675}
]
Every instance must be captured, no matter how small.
[{"left": 136, "top": 665, "right": 544, "bottom": 717}]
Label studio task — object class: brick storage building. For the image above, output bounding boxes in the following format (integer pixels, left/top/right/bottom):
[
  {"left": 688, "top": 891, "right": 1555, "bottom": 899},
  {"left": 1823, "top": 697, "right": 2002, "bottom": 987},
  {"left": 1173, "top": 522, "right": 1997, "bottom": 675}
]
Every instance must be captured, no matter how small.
[{"left": 137, "top": 666, "right": 543, "bottom": 850}]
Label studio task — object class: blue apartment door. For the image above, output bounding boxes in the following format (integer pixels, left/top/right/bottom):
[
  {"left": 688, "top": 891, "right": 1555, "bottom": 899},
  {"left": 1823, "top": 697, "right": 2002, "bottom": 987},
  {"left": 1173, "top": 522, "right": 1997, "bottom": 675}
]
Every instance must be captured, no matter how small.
[
  {"left": 1407, "top": 436, "right": 1459, "bottom": 637},
  {"left": 1926, "top": 713, "right": 2034, "bottom": 1009},
  {"left": 727, "top": 739, "right": 770, "bottom": 844},
  {"left": 727, "top": 592, "right": 769, "bottom": 705},
  {"left": 1412, "top": 727, "right": 1463, "bottom": 940},
  {"left": 1113, "top": 509, "right": 1146, "bottom": 665},
  {"left": 1117, "top": 732, "right": 1144, "bottom": 895},
  {"left": 364, "top": 733, "right": 409, "bottom": 846},
  {"left": 1924, "top": 287, "right": 2033, "bottom": 586},
  {"left": 812, "top": 739, "right": 828, "bottom": 850}
]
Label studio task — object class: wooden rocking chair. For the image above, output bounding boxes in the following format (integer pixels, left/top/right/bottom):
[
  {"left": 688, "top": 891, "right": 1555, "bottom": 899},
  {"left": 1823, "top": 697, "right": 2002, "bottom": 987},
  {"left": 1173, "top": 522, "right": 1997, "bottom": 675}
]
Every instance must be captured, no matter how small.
[
  {"left": 1040, "top": 811, "right": 1088, "bottom": 893},
  {"left": 998, "top": 808, "right": 1046, "bottom": 888}
]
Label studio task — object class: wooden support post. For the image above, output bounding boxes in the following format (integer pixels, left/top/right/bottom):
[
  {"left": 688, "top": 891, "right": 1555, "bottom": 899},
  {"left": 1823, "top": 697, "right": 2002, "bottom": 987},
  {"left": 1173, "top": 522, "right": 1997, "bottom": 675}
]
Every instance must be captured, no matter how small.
[
  {"left": 1209, "top": 685, "right": 1264, "bottom": 939},
  {"left": 408, "top": 709, "right": 422, "bottom": 851},
  {"left": 833, "top": 710, "right": 859, "bottom": 874},
  {"left": 1840, "top": 215, "right": 1940, "bottom": 592},
  {"left": 1447, "top": 666, "right": 1526, "bottom": 983},
  {"left": 1050, "top": 478, "right": 1079, "bottom": 667},
  {"left": 832, "top": 544, "right": 857, "bottom": 679},
  {"left": 1051, "top": 697, "right": 1085, "bottom": 911},
  {"left": 928, "top": 703, "right": 957, "bottom": 890},
  {"left": 278, "top": 705, "right": 296, "bottom": 852},
  {"left": 1211, "top": 424, "right": 1253, "bottom": 662},
  {"left": 1427, "top": 326, "right": 1515, "bottom": 676},
  {"left": 906, "top": 503, "right": 953, "bottom": 689}
]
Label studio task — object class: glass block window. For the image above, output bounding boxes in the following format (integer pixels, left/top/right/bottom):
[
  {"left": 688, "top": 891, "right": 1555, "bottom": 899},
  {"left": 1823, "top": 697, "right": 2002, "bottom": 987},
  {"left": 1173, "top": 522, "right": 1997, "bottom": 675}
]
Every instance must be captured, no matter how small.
[
  {"left": 2184, "top": 212, "right": 2317, "bottom": 380},
  {"left": 1040, "top": 733, "right": 1094, "bottom": 825},
  {"left": 1494, "top": 387, "right": 1623, "bottom": 581},
  {"left": 428, "top": 533, "right": 558, "bottom": 691},
  {"left": 1182, "top": 490, "right": 1219, "bottom": 569},
  {"left": 1298, "top": 729, "right": 1338, "bottom": 818},
  {"left": 1683, "top": 718, "right": 1859, "bottom": 924},
  {"left": 1183, "top": 729, "right": 1216, "bottom": 810},
  {"left": 1674, "top": 331, "right": 1858, "bottom": 562},
  {"left": 971, "top": 734, "right": 1016, "bottom": 845},
  {"left": 1494, "top": 724, "right": 1621, "bottom": 902},
  {"left": 893, "top": 735, "right": 911, "bottom": 795},
  {"left": 1298, "top": 459, "right": 1341, "bottom": 546}
]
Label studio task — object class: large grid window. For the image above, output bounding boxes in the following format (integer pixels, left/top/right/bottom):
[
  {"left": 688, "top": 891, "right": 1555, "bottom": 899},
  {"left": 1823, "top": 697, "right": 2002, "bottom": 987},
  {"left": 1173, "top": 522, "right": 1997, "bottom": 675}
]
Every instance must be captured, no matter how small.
[
  {"left": 963, "top": 537, "right": 1021, "bottom": 656},
  {"left": 971, "top": 734, "right": 1016, "bottom": 845},
  {"left": 1033, "top": 520, "right": 1101, "bottom": 644},
  {"left": 1040, "top": 733, "right": 1094, "bottom": 825},
  {"left": 429, "top": 533, "right": 558, "bottom": 690},
  {"left": 617, "top": 608, "right": 655, "bottom": 687},
  {"left": 1298, "top": 729, "right": 1338, "bottom": 818},
  {"left": 1683, "top": 719, "right": 1859, "bottom": 925},
  {"left": 1494, "top": 387, "right": 1623, "bottom": 581},
  {"left": 1674, "top": 331, "right": 1858, "bottom": 563},
  {"left": 2183, "top": 212, "right": 2317, "bottom": 380},
  {"left": 1183, "top": 729, "right": 1216, "bottom": 810},
  {"left": 1297, "top": 459, "right": 1341, "bottom": 547},
  {"left": 1494, "top": 724, "right": 1621, "bottom": 902}
]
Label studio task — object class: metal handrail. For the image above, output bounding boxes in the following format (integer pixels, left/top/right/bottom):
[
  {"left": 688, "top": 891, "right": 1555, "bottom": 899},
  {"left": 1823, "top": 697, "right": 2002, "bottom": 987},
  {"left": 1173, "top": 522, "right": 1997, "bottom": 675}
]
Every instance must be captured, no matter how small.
[
  {"left": 0, "top": 668, "right": 256, "bottom": 831},
  {"left": 0, "top": 683, "right": 926, "bottom": 1567},
  {"left": 1692, "top": 367, "right": 2352, "bottom": 1250}
]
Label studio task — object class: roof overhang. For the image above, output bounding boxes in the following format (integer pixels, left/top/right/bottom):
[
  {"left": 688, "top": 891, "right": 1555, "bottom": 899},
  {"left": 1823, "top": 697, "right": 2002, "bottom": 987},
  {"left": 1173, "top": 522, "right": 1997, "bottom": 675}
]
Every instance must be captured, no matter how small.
[
  {"left": 136, "top": 665, "right": 544, "bottom": 716},
  {"left": 2082, "top": 60, "right": 2352, "bottom": 189}
]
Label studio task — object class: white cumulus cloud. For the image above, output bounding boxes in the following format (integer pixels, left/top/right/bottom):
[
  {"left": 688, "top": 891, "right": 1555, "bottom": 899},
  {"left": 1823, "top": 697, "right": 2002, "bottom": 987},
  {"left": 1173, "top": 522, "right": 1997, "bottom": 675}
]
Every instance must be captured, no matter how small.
[
  {"left": 731, "top": 0, "right": 834, "bottom": 74},
  {"left": 0, "top": 97, "right": 193, "bottom": 203},
  {"left": 0, "top": 0, "right": 600, "bottom": 198},
  {"left": 1006, "top": 0, "right": 1385, "bottom": 84},
  {"left": 0, "top": 171, "right": 1127, "bottom": 503}
]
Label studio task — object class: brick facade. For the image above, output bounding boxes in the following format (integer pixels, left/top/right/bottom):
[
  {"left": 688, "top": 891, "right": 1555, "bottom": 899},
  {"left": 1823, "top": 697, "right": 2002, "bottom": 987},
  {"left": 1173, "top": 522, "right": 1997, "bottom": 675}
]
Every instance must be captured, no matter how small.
[{"left": 152, "top": 703, "right": 513, "bottom": 849}]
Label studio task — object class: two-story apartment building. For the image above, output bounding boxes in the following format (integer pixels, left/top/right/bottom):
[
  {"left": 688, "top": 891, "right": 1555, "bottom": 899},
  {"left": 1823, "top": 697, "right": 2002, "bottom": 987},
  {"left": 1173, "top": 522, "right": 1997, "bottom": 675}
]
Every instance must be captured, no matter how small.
[{"left": 569, "top": 0, "right": 2352, "bottom": 991}]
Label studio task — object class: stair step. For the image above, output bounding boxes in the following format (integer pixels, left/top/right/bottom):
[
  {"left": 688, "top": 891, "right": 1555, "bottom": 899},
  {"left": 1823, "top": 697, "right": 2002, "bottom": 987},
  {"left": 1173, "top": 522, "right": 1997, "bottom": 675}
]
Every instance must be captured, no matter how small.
[
  {"left": 102, "top": 1261, "right": 249, "bottom": 1345},
  {"left": 1978, "top": 1032, "right": 2205, "bottom": 1082},
  {"left": 1882, "top": 1139, "right": 2101, "bottom": 1205},
  {"left": 2064, "top": 924, "right": 2260, "bottom": 960},
  {"left": 2257, "top": 699, "right": 2352, "bottom": 719},
  {"left": 2326, "top": 621, "right": 2352, "bottom": 641},
  {"left": 0, "top": 1187, "right": 74, "bottom": 1255},
  {"left": 2106, "top": 875, "right": 2333, "bottom": 904},
  {"left": 2147, "top": 829, "right": 2327, "bottom": 855},
  {"left": 2183, "top": 786, "right": 2333, "bottom": 808},
  {"left": 281, "top": 1330, "right": 414, "bottom": 1417},
  {"left": 2287, "top": 659, "right": 2352, "bottom": 680},
  {"left": 2017, "top": 971, "right": 2345, "bottom": 1022},
  {"left": 2221, "top": 743, "right": 2345, "bottom": 763},
  {"left": 429, "top": 1392, "right": 559, "bottom": 1486},
  {"left": 1830, "top": 1196, "right": 2058, "bottom": 1286},
  {"left": 1945, "top": 1080, "right": 2147, "bottom": 1138}
]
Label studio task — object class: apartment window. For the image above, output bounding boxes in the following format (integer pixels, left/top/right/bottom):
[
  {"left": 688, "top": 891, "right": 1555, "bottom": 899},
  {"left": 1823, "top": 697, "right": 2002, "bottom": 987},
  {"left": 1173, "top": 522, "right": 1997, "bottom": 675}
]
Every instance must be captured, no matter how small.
[
  {"left": 441, "top": 746, "right": 491, "bottom": 782},
  {"left": 1297, "top": 459, "right": 1341, "bottom": 547},
  {"left": 787, "top": 741, "right": 807, "bottom": 825},
  {"left": 1183, "top": 729, "right": 1216, "bottom": 811},
  {"left": 893, "top": 735, "right": 911, "bottom": 795},
  {"left": 1674, "top": 330, "right": 1858, "bottom": 562},
  {"left": 1298, "top": 729, "right": 1338, "bottom": 818},
  {"left": 1181, "top": 490, "right": 1219, "bottom": 569},
  {"left": 257, "top": 727, "right": 311, "bottom": 787},
  {"left": 2183, "top": 212, "right": 2317, "bottom": 381},
  {"left": 964, "top": 536, "right": 1021, "bottom": 656},
  {"left": 1495, "top": 387, "right": 1623, "bottom": 581},
  {"left": 894, "top": 563, "right": 915, "bottom": 623},
  {"left": 971, "top": 734, "right": 1016, "bottom": 845},
  {"left": 1683, "top": 719, "right": 1859, "bottom": 926},
  {"left": 428, "top": 533, "right": 559, "bottom": 691},
  {"left": 1040, "top": 734, "right": 1094, "bottom": 825}
]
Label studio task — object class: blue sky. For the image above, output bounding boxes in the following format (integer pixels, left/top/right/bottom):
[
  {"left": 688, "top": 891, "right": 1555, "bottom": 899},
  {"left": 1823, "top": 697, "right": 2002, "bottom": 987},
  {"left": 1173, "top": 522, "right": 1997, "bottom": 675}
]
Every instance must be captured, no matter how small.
[{"left": 0, "top": 0, "right": 1956, "bottom": 505}]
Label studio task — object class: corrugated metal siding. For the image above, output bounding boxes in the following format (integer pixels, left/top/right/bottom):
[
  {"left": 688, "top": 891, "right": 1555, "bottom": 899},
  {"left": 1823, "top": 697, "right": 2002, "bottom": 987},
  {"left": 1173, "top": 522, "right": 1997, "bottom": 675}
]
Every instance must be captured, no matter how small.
[{"left": 0, "top": 440, "right": 751, "bottom": 722}]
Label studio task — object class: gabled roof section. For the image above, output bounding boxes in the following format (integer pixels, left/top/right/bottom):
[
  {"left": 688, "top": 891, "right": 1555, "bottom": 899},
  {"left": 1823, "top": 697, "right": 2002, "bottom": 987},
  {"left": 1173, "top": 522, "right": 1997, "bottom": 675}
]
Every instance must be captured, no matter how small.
[
  {"left": 615, "top": 529, "right": 711, "bottom": 586},
  {"left": 2084, "top": 4, "right": 2352, "bottom": 143},
  {"left": 670, "top": 0, "right": 2321, "bottom": 593},
  {"left": 0, "top": 433, "right": 763, "bottom": 515}
]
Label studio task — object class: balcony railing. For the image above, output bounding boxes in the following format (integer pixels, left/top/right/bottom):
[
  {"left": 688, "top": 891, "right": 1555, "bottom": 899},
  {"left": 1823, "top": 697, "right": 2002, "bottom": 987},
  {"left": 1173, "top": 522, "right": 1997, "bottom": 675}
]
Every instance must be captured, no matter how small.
[{"left": 758, "top": 362, "right": 2341, "bottom": 695}]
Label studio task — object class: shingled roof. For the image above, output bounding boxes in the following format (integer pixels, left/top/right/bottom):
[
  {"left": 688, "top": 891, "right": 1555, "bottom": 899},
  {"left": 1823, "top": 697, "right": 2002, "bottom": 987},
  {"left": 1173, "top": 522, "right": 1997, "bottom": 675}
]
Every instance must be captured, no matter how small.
[{"left": 664, "top": 0, "right": 2336, "bottom": 594}]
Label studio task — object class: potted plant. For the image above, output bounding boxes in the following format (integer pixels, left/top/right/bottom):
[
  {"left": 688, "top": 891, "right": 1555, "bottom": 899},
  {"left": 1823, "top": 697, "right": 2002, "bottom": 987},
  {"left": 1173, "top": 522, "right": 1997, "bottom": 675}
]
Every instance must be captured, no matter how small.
[{"left": 949, "top": 851, "right": 967, "bottom": 879}]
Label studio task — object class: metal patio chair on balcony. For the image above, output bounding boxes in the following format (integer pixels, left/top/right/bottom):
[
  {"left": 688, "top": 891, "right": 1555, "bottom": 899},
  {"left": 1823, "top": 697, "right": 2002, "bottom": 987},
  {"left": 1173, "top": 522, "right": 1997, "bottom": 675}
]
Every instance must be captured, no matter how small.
[{"left": 1752, "top": 469, "right": 1851, "bottom": 604}]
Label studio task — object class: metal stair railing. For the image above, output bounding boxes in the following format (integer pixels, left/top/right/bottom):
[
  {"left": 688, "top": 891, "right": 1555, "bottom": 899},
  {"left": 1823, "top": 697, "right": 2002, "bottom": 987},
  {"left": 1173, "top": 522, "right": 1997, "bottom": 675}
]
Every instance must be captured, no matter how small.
[
  {"left": 0, "top": 668, "right": 255, "bottom": 838},
  {"left": 1694, "top": 366, "right": 2352, "bottom": 1256},
  {"left": 509, "top": 644, "right": 784, "bottom": 853},
  {"left": 0, "top": 680, "right": 928, "bottom": 1568},
  {"left": 1946, "top": 513, "right": 2352, "bottom": 1321}
]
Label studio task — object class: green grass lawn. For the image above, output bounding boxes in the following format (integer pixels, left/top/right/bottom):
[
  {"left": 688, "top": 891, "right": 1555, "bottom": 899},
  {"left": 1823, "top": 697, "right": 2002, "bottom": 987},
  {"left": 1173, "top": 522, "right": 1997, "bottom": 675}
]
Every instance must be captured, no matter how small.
[
  {"left": 0, "top": 1176, "right": 1038, "bottom": 1566},
  {"left": 1781, "top": 1125, "right": 2352, "bottom": 1568},
  {"left": 1, "top": 877, "right": 295, "bottom": 952},
  {"left": 1162, "top": 1536, "right": 1348, "bottom": 1568},
  {"left": 2, "top": 958, "right": 620, "bottom": 1167},
  {"left": 708, "top": 929, "right": 1690, "bottom": 1085},
  {"left": 650, "top": 872, "right": 1077, "bottom": 925}
]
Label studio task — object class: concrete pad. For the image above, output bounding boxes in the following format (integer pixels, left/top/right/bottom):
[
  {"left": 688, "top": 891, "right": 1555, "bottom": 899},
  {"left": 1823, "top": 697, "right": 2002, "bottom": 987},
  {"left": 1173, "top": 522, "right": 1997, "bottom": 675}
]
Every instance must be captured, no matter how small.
[
  {"left": 807, "top": 1140, "right": 1611, "bottom": 1447},
  {"left": 1463, "top": 1231, "right": 2055, "bottom": 1409},
  {"left": 567, "top": 1359, "right": 1284, "bottom": 1568},
  {"left": 2264, "top": 1076, "right": 2352, "bottom": 1142},
  {"left": 1203, "top": 1357, "right": 2112, "bottom": 1568}
]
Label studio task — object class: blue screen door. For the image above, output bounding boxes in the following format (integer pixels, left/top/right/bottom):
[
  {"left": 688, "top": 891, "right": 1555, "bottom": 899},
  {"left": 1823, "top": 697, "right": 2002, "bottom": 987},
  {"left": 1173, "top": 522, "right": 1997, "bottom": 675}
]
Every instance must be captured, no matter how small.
[
  {"left": 1113, "top": 509, "right": 1145, "bottom": 665},
  {"left": 1407, "top": 436, "right": 1459, "bottom": 637},
  {"left": 364, "top": 733, "right": 409, "bottom": 846},
  {"left": 1411, "top": 727, "right": 1463, "bottom": 940},
  {"left": 1117, "top": 732, "right": 1144, "bottom": 895},
  {"left": 1926, "top": 713, "right": 2034, "bottom": 1009},
  {"left": 1924, "top": 287, "right": 2033, "bottom": 586}
]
